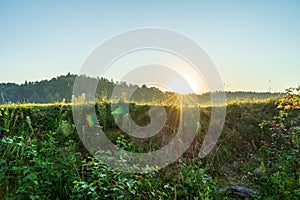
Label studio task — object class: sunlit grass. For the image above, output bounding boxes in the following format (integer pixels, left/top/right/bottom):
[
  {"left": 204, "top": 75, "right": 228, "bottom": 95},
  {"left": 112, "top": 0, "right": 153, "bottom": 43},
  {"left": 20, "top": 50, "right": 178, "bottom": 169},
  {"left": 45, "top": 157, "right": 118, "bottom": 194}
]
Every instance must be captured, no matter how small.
[
  {"left": 0, "top": 102, "right": 73, "bottom": 109},
  {"left": 226, "top": 97, "right": 279, "bottom": 106},
  {"left": 1, "top": 90, "right": 297, "bottom": 199},
  {"left": 0, "top": 95, "right": 279, "bottom": 110}
]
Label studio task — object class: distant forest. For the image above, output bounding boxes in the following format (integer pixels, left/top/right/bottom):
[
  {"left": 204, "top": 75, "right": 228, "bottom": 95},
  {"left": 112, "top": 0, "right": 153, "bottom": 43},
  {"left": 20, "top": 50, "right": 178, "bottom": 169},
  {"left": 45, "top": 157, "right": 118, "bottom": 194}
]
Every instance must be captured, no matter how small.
[{"left": 0, "top": 73, "right": 281, "bottom": 105}]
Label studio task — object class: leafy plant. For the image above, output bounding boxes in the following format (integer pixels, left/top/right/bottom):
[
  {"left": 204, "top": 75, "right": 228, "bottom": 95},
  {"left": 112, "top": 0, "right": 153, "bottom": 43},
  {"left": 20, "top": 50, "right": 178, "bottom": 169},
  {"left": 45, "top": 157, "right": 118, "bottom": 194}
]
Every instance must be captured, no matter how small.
[{"left": 255, "top": 86, "right": 300, "bottom": 199}]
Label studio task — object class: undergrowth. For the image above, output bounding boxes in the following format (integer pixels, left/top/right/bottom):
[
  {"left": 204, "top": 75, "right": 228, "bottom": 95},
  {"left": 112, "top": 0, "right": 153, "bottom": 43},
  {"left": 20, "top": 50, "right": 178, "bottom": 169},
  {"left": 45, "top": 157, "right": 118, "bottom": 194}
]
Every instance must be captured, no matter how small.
[{"left": 0, "top": 90, "right": 299, "bottom": 199}]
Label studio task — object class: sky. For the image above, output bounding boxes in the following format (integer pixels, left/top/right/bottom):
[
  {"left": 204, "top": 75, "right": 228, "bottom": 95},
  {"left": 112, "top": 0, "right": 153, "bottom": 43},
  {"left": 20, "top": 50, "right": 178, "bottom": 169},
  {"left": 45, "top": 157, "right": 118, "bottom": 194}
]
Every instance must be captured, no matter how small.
[{"left": 0, "top": 0, "right": 300, "bottom": 93}]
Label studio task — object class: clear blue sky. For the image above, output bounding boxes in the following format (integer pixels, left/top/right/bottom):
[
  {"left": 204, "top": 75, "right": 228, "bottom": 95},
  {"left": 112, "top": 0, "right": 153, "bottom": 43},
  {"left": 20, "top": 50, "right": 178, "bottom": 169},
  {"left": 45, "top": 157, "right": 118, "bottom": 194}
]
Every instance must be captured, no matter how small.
[{"left": 1, "top": 0, "right": 299, "bottom": 92}]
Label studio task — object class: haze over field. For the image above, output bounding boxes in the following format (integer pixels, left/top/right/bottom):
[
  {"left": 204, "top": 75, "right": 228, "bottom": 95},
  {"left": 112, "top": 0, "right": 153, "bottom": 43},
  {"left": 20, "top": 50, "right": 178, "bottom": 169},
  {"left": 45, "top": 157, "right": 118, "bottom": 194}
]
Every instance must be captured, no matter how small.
[
  {"left": 0, "top": 74, "right": 281, "bottom": 104},
  {"left": 1, "top": 0, "right": 299, "bottom": 92}
]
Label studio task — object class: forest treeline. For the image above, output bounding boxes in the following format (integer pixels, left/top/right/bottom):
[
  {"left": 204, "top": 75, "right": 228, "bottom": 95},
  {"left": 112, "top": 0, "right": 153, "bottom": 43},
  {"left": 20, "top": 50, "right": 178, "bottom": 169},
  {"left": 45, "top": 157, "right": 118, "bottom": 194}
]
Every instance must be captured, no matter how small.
[{"left": 0, "top": 73, "right": 281, "bottom": 105}]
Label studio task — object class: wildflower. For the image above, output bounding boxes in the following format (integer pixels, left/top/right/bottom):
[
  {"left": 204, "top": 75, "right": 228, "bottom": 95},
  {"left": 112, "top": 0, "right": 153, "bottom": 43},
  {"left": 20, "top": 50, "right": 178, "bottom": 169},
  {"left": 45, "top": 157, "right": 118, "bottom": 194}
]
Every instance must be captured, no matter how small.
[{"left": 284, "top": 105, "right": 291, "bottom": 110}]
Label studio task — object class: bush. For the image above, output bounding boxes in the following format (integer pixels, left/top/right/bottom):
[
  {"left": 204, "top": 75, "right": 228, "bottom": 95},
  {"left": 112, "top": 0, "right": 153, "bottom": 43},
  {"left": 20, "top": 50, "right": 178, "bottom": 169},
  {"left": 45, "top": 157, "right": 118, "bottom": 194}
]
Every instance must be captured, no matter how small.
[{"left": 256, "top": 87, "right": 300, "bottom": 199}]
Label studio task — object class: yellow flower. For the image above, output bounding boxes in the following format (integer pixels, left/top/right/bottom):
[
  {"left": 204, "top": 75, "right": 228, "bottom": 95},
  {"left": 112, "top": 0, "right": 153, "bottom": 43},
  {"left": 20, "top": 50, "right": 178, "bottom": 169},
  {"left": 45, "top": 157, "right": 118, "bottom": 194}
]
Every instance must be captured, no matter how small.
[{"left": 284, "top": 105, "right": 291, "bottom": 110}]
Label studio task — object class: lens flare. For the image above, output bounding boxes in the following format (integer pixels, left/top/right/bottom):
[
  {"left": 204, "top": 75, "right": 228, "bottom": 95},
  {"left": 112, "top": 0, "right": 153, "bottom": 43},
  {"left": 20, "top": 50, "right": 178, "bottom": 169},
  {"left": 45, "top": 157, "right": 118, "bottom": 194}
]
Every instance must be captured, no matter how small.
[
  {"left": 113, "top": 105, "right": 127, "bottom": 115},
  {"left": 86, "top": 114, "right": 96, "bottom": 127},
  {"left": 72, "top": 28, "right": 227, "bottom": 173}
]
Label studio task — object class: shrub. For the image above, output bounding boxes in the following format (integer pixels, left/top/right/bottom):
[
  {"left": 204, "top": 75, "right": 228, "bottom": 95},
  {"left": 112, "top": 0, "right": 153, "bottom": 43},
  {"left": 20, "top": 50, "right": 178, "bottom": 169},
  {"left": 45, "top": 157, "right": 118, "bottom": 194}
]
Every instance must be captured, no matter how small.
[{"left": 256, "top": 87, "right": 300, "bottom": 199}]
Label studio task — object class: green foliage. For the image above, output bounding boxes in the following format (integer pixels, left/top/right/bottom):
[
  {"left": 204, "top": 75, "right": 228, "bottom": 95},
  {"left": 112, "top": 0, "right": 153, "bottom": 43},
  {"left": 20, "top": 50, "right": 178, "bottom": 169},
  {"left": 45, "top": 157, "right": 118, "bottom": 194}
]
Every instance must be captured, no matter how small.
[
  {"left": 0, "top": 131, "right": 81, "bottom": 199},
  {"left": 176, "top": 160, "right": 217, "bottom": 199},
  {"left": 0, "top": 90, "right": 298, "bottom": 199},
  {"left": 72, "top": 156, "right": 141, "bottom": 200},
  {"left": 0, "top": 107, "right": 10, "bottom": 133},
  {"left": 0, "top": 103, "right": 219, "bottom": 199},
  {"left": 254, "top": 86, "right": 300, "bottom": 199}
]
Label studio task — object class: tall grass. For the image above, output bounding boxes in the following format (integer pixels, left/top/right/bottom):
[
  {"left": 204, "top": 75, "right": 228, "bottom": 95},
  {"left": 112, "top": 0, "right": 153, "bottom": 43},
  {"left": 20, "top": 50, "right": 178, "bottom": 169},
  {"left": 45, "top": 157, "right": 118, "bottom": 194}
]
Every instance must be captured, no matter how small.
[{"left": 0, "top": 93, "right": 298, "bottom": 199}]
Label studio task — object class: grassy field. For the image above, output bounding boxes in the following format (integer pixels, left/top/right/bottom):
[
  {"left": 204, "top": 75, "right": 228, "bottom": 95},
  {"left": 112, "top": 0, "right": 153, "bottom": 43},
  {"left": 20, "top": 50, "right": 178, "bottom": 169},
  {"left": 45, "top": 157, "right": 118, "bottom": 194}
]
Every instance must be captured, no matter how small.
[{"left": 0, "top": 88, "right": 299, "bottom": 199}]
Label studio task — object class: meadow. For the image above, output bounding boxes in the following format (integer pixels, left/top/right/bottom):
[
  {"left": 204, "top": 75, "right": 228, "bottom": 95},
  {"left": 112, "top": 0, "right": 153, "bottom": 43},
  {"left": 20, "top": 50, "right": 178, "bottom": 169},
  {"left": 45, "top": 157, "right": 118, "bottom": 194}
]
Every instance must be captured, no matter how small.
[{"left": 0, "top": 87, "right": 299, "bottom": 199}]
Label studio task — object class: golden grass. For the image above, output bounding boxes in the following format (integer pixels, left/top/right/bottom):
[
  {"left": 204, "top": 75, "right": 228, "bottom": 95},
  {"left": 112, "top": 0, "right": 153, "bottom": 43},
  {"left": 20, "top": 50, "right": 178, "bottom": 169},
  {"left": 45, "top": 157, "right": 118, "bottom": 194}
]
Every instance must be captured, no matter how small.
[
  {"left": 0, "top": 102, "right": 72, "bottom": 109},
  {"left": 0, "top": 96, "right": 279, "bottom": 110}
]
